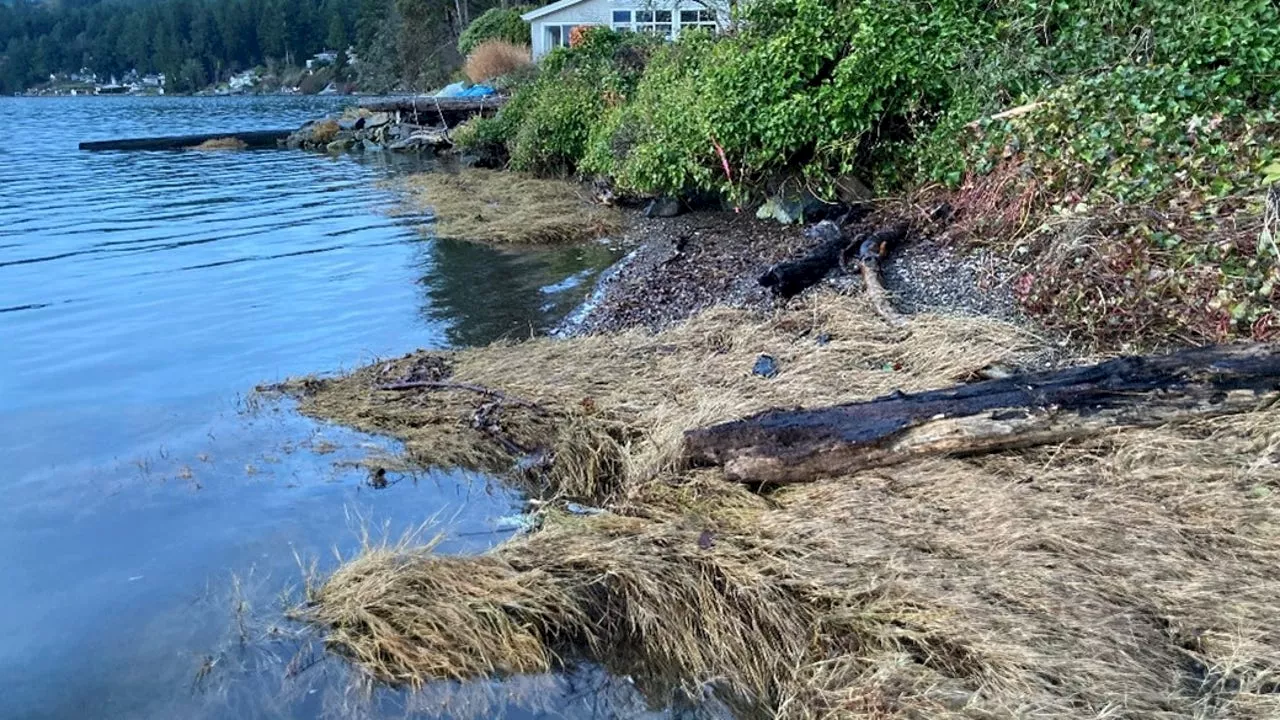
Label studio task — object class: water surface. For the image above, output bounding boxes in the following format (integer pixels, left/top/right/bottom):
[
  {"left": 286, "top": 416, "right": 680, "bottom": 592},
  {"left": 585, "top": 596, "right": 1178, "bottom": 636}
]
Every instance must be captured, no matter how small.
[{"left": 0, "top": 96, "right": 639, "bottom": 719}]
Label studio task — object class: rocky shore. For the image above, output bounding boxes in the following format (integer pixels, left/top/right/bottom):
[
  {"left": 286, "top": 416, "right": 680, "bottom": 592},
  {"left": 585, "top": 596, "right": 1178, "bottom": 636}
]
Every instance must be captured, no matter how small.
[
  {"left": 284, "top": 109, "right": 450, "bottom": 154},
  {"left": 285, "top": 97, "right": 505, "bottom": 155},
  {"left": 559, "top": 206, "right": 1028, "bottom": 340}
]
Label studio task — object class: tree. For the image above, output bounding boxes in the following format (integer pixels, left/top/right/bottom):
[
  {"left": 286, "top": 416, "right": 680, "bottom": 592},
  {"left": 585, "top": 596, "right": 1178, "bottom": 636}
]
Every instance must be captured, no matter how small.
[
  {"left": 326, "top": 13, "right": 348, "bottom": 50},
  {"left": 256, "top": 0, "right": 288, "bottom": 60}
]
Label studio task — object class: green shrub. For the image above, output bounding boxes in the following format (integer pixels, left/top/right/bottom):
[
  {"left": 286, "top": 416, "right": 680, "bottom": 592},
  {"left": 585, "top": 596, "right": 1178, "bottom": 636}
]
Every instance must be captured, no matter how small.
[
  {"left": 458, "top": 7, "right": 533, "bottom": 57},
  {"left": 471, "top": 0, "right": 1280, "bottom": 199},
  {"left": 583, "top": 34, "right": 716, "bottom": 196}
]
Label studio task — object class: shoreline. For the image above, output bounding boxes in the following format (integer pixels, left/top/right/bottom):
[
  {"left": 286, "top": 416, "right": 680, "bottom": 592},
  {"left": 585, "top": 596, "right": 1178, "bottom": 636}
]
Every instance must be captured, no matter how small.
[{"left": 277, "top": 177, "right": 1280, "bottom": 717}]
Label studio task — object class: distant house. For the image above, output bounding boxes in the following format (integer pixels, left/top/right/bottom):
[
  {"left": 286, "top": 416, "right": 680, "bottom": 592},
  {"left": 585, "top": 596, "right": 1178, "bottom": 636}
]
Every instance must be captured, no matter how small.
[
  {"left": 521, "top": 0, "right": 726, "bottom": 60},
  {"left": 306, "top": 51, "right": 340, "bottom": 70}
]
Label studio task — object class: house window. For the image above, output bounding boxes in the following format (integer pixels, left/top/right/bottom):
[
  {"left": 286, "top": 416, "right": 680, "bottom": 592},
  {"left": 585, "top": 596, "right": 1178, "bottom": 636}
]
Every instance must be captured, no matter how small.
[
  {"left": 546, "top": 24, "right": 593, "bottom": 49},
  {"left": 611, "top": 10, "right": 632, "bottom": 31},
  {"left": 679, "top": 9, "right": 718, "bottom": 33},
  {"left": 635, "top": 10, "right": 673, "bottom": 39}
]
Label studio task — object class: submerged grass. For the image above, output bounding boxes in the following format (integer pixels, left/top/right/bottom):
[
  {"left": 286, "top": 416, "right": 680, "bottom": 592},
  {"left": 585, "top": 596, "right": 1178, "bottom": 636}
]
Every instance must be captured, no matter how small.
[
  {"left": 190, "top": 137, "right": 249, "bottom": 151},
  {"left": 292, "top": 292, "right": 1280, "bottom": 717},
  {"left": 397, "top": 168, "right": 622, "bottom": 245}
]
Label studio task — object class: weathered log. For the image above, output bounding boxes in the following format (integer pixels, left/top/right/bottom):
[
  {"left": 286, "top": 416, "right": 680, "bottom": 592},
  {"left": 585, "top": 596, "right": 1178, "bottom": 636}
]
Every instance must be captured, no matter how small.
[
  {"left": 856, "top": 228, "right": 906, "bottom": 327},
  {"left": 358, "top": 96, "right": 508, "bottom": 127},
  {"left": 79, "top": 129, "right": 294, "bottom": 151},
  {"left": 685, "top": 342, "right": 1280, "bottom": 484},
  {"left": 759, "top": 222, "right": 907, "bottom": 300},
  {"left": 758, "top": 221, "right": 848, "bottom": 299}
]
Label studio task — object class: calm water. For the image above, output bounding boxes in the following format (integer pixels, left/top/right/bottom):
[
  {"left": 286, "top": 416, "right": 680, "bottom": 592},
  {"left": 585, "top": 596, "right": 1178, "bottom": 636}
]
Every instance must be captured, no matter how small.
[{"left": 0, "top": 96, "right": 647, "bottom": 719}]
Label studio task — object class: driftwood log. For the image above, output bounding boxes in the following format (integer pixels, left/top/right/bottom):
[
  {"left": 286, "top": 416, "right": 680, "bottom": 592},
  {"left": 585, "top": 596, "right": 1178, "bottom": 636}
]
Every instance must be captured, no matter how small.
[
  {"left": 79, "top": 129, "right": 294, "bottom": 151},
  {"left": 686, "top": 342, "right": 1280, "bottom": 484},
  {"left": 358, "top": 96, "right": 508, "bottom": 127},
  {"left": 758, "top": 221, "right": 849, "bottom": 299},
  {"left": 759, "top": 222, "right": 908, "bottom": 303}
]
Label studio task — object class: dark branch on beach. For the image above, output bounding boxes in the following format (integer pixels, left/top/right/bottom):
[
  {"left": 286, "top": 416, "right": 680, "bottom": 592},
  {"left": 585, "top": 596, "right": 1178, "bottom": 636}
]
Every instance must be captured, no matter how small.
[{"left": 376, "top": 380, "right": 549, "bottom": 415}]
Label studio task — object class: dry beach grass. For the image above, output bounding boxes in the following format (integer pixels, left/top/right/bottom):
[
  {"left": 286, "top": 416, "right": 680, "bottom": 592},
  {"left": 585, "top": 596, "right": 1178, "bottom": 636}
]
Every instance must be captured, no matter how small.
[
  {"left": 190, "top": 137, "right": 249, "bottom": 151},
  {"left": 290, "top": 292, "right": 1280, "bottom": 717},
  {"left": 397, "top": 169, "right": 622, "bottom": 245},
  {"left": 464, "top": 40, "right": 532, "bottom": 84}
]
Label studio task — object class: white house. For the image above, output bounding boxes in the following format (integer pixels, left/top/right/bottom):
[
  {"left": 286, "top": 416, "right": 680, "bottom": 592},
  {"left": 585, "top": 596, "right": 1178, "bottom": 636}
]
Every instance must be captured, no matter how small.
[{"left": 521, "top": 0, "right": 728, "bottom": 60}]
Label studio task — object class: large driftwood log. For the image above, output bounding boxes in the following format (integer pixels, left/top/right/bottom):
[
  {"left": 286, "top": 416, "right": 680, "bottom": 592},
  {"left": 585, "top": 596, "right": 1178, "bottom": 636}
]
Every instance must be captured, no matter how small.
[
  {"left": 79, "top": 129, "right": 294, "bottom": 151},
  {"left": 358, "top": 96, "right": 508, "bottom": 126},
  {"left": 685, "top": 343, "right": 1280, "bottom": 484}
]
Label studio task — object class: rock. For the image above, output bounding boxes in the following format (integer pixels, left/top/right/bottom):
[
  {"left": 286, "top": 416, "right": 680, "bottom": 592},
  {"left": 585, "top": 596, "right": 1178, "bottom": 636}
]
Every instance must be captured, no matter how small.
[
  {"left": 388, "top": 137, "right": 421, "bottom": 152},
  {"left": 325, "top": 138, "right": 351, "bottom": 154},
  {"left": 338, "top": 119, "right": 359, "bottom": 131},
  {"left": 362, "top": 138, "right": 382, "bottom": 152},
  {"left": 759, "top": 188, "right": 829, "bottom": 225},
  {"left": 757, "top": 197, "right": 798, "bottom": 224},
  {"left": 804, "top": 219, "right": 844, "bottom": 244},
  {"left": 365, "top": 112, "right": 391, "bottom": 128},
  {"left": 644, "top": 196, "right": 682, "bottom": 219},
  {"left": 835, "top": 174, "right": 873, "bottom": 204}
]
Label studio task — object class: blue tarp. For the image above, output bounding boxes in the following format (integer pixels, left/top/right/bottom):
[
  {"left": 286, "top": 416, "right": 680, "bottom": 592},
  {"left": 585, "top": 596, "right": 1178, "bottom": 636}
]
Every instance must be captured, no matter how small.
[{"left": 435, "top": 82, "right": 497, "bottom": 98}]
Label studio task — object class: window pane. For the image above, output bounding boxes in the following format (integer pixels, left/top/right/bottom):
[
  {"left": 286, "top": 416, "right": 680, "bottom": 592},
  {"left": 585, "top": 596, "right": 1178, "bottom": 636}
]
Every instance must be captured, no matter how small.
[
  {"left": 547, "top": 25, "right": 561, "bottom": 45},
  {"left": 612, "top": 10, "right": 631, "bottom": 23},
  {"left": 656, "top": 23, "right": 672, "bottom": 38},
  {"left": 680, "top": 10, "right": 699, "bottom": 23},
  {"left": 699, "top": 10, "right": 716, "bottom": 22},
  {"left": 655, "top": 10, "right": 672, "bottom": 22},
  {"left": 636, "top": 10, "right": 653, "bottom": 22}
]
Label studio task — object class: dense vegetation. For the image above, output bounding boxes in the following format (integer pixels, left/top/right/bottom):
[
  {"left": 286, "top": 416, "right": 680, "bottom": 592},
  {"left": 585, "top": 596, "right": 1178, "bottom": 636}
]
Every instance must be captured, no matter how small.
[
  {"left": 459, "top": 0, "right": 1280, "bottom": 346},
  {"left": 0, "top": 0, "right": 516, "bottom": 93},
  {"left": 456, "top": 6, "right": 530, "bottom": 57}
]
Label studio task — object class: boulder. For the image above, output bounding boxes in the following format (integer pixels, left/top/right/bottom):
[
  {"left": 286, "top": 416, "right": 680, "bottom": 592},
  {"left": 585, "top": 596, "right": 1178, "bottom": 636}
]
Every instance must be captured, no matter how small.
[
  {"left": 326, "top": 138, "right": 352, "bottom": 154},
  {"left": 388, "top": 137, "right": 420, "bottom": 152},
  {"left": 365, "top": 112, "right": 391, "bottom": 128},
  {"left": 644, "top": 196, "right": 683, "bottom": 219},
  {"left": 834, "top": 174, "right": 873, "bottom": 204}
]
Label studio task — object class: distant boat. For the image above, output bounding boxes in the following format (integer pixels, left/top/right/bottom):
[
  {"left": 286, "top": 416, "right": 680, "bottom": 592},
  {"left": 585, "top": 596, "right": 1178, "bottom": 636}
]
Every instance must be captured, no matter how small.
[{"left": 96, "top": 85, "right": 128, "bottom": 95}]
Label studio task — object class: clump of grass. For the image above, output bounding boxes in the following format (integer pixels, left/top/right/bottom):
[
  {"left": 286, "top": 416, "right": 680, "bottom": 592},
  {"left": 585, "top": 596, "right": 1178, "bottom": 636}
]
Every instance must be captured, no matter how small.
[
  {"left": 309, "top": 119, "right": 340, "bottom": 145},
  {"left": 397, "top": 169, "right": 621, "bottom": 244},
  {"left": 464, "top": 40, "right": 531, "bottom": 84},
  {"left": 304, "top": 512, "right": 815, "bottom": 706},
  {"left": 190, "top": 137, "right": 249, "bottom": 151},
  {"left": 311, "top": 539, "right": 582, "bottom": 683}
]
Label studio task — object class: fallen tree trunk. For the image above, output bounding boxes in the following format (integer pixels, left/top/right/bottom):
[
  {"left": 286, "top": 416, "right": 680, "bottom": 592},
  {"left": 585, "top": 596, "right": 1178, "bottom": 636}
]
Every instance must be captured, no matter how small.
[
  {"left": 79, "top": 129, "right": 293, "bottom": 151},
  {"left": 685, "top": 343, "right": 1280, "bottom": 484}
]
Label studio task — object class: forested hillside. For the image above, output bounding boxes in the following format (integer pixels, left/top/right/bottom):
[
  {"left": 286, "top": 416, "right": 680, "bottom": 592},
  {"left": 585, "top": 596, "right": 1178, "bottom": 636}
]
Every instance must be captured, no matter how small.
[{"left": 0, "top": 0, "right": 515, "bottom": 93}]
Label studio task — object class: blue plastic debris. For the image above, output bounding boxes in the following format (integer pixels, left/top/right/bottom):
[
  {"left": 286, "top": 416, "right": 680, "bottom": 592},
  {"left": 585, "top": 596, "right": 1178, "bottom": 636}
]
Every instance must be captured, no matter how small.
[{"left": 752, "top": 354, "right": 779, "bottom": 378}]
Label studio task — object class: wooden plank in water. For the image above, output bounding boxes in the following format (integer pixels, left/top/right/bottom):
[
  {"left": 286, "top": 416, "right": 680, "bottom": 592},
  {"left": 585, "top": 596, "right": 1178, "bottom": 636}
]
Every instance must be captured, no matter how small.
[{"left": 79, "top": 129, "right": 294, "bottom": 152}]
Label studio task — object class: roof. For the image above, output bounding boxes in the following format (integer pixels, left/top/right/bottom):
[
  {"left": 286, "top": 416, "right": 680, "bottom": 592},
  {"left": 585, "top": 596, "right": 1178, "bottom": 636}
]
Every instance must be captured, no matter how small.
[{"left": 521, "top": 0, "right": 590, "bottom": 21}]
